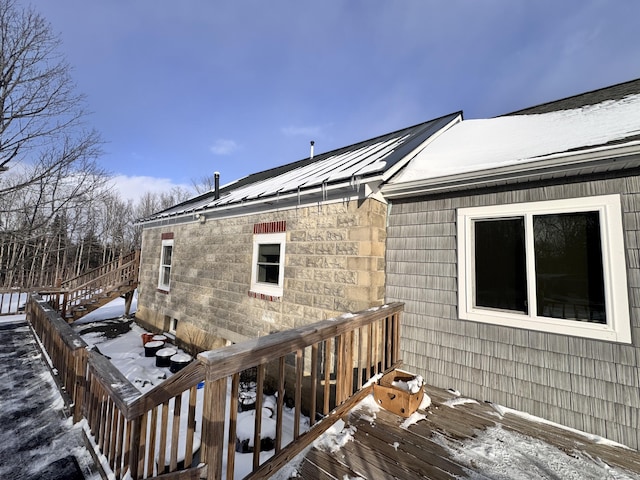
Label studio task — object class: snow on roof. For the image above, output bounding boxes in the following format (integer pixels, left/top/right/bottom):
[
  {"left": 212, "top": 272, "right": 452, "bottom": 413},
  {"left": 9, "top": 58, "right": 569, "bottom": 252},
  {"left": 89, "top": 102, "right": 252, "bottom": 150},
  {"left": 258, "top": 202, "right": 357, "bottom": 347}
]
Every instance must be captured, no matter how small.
[
  {"left": 140, "top": 112, "right": 461, "bottom": 223},
  {"left": 390, "top": 93, "right": 640, "bottom": 184}
]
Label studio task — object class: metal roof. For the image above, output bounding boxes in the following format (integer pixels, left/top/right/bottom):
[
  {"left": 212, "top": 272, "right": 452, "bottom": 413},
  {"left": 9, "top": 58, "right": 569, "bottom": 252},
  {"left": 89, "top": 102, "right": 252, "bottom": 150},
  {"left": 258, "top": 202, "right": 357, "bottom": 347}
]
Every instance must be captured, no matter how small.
[{"left": 139, "top": 111, "right": 461, "bottom": 223}]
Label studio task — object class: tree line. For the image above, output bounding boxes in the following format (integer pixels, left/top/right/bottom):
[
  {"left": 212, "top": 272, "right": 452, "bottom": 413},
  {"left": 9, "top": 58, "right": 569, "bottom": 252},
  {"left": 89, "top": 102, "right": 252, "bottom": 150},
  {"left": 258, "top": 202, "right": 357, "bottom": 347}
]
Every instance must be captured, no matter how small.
[{"left": 0, "top": 0, "right": 198, "bottom": 288}]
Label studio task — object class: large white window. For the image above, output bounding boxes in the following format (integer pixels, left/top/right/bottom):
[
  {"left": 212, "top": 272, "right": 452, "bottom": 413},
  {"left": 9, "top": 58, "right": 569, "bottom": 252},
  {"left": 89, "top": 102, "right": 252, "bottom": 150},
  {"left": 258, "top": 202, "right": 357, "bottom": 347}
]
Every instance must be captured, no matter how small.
[
  {"left": 250, "top": 232, "right": 286, "bottom": 297},
  {"left": 457, "top": 195, "right": 630, "bottom": 343},
  {"left": 158, "top": 239, "right": 174, "bottom": 291}
]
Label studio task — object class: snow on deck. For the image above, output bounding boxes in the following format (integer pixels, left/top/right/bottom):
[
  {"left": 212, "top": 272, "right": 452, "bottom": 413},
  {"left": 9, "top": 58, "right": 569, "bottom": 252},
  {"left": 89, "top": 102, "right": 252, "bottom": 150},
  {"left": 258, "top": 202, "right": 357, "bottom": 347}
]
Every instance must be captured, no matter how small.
[{"left": 292, "top": 384, "right": 640, "bottom": 479}]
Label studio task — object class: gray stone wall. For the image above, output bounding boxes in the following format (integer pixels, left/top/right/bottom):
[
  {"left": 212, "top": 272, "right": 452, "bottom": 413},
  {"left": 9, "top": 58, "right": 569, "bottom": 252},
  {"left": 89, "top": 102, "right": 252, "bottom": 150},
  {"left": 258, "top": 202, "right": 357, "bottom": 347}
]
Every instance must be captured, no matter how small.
[
  {"left": 386, "top": 174, "right": 640, "bottom": 449},
  {"left": 137, "top": 198, "right": 387, "bottom": 347}
]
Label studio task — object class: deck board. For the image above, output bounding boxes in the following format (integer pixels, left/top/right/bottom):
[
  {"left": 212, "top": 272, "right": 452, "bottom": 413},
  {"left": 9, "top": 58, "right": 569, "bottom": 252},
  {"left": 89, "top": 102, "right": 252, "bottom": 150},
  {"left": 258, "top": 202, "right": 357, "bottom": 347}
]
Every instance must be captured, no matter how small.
[{"left": 292, "top": 384, "right": 640, "bottom": 479}]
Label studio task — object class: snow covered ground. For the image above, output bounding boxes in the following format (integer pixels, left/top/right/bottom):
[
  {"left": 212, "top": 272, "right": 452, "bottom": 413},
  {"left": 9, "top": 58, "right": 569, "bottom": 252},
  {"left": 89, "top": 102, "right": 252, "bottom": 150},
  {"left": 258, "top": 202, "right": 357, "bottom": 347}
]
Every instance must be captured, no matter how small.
[{"left": 0, "top": 315, "right": 99, "bottom": 480}]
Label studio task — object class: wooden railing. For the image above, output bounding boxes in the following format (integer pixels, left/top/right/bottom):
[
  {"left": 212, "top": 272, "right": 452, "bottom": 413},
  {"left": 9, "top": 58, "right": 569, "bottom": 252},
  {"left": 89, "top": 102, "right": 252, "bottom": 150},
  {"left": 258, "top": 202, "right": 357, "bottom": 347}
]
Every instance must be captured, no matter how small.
[
  {"left": 0, "top": 287, "right": 36, "bottom": 315},
  {"left": 27, "top": 294, "right": 402, "bottom": 480},
  {"left": 59, "top": 250, "right": 140, "bottom": 318},
  {"left": 0, "top": 251, "right": 139, "bottom": 318}
]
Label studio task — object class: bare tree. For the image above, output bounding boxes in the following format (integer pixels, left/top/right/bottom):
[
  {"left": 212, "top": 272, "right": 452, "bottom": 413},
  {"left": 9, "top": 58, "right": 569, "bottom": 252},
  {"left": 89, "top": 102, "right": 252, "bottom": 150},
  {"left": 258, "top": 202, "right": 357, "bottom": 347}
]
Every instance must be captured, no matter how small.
[
  {"left": 191, "top": 173, "right": 217, "bottom": 194},
  {"left": 0, "top": 0, "right": 106, "bottom": 287}
]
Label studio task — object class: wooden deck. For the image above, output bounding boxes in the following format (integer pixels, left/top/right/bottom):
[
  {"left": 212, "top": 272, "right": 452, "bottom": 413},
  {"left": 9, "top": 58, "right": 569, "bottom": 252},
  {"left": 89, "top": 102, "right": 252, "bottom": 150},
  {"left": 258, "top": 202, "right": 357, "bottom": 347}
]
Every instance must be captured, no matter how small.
[{"left": 296, "top": 385, "right": 640, "bottom": 479}]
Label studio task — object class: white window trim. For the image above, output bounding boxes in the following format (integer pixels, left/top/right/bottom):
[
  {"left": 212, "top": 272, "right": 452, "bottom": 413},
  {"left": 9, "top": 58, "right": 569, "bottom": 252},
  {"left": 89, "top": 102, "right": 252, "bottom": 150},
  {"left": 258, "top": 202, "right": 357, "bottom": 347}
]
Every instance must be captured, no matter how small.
[
  {"left": 158, "top": 238, "right": 174, "bottom": 291},
  {"left": 457, "top": 194, "right": 631, "bottom": 343},
  {"left": 250, "top": 232, "right": 286, "bottom": 297},
  {"left": 169, "top": 318, "right": 178, "bottom": 335}
]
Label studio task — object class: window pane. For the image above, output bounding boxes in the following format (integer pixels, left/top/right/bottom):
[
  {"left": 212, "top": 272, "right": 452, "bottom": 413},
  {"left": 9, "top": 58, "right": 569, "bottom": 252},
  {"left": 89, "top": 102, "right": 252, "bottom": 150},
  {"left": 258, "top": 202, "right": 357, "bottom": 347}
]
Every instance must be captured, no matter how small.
[
  {"left": 161, "top": 266, "right": 171, "bottom": 286},
  {"left": 163, "top": 245, "right": 172, "bottom": 266},
  {"left": 258, "top": 244, "right": 280, "bottom": 264},
  {"left": 474, "top": 218, "right": 527, "bottom": 313},
  {"left": 534, "top": 212, "right": 605, "bottom": 323},
  {"left": 258, "top": 264, "right": 280, "bottom": 284}
]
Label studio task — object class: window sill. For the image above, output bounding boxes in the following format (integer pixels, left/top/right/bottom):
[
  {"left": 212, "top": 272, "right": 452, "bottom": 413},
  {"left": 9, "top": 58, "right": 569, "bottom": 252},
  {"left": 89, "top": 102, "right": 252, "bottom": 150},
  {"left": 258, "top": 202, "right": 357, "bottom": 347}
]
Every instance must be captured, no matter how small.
[
  {"left": 248, "top": 290, "right": 281, "bottom": 302},
  {"left": 460, "top": 309, "right": 631, "bottom": 344}
]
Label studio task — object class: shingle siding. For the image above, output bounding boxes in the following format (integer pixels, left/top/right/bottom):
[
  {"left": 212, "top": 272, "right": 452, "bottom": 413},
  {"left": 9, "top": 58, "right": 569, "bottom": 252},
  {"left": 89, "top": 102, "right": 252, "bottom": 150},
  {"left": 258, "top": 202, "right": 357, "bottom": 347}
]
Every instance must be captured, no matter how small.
[{"left": 387, "top": 173, "right": 640, "bottom": 449}]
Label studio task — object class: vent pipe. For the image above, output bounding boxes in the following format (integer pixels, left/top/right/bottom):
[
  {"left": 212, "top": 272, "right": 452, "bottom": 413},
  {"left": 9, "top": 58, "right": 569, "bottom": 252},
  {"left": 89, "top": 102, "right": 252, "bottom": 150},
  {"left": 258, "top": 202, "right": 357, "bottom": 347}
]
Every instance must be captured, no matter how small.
[
  {"left": 310, "top": 140, "right": 315, "bottom": 159},
  {"left": 214, "top": 171, "right": 220, "bottom": 200}
]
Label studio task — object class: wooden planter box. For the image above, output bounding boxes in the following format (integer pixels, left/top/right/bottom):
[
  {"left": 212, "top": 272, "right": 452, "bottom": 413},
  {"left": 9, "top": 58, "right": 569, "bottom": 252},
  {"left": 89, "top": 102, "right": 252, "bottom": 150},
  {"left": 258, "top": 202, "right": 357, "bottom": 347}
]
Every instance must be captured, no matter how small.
[{"left": 373, "top": 369, "right": 424, "bottom": 418}]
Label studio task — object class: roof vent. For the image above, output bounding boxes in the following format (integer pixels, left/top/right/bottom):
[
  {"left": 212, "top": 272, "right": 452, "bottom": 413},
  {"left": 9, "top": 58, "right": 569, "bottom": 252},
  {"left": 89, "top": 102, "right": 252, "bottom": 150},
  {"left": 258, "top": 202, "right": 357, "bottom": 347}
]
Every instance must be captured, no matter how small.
[
  {"left": 310, "top": 140, "right": 315, "bottom": 159},
  {"left": 214, "top": 171, "right": 220, "bottom": 200}
]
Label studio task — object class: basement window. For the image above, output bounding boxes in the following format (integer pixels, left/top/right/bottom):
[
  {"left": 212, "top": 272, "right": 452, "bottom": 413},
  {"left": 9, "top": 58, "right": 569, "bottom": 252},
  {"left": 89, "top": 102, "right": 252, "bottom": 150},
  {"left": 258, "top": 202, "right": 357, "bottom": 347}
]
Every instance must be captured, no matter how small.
[
  {"left": 169, "top": 318, "right": 178, "bottom": 335},
  {"left": 457, "top": 195, "right": 630, "bottom": 343},
  {"left": 250, "top": 232, "right": 286, "bottom": 297},
  {"left": 158, "top": 238, "right": 174, "bottom": 291}
]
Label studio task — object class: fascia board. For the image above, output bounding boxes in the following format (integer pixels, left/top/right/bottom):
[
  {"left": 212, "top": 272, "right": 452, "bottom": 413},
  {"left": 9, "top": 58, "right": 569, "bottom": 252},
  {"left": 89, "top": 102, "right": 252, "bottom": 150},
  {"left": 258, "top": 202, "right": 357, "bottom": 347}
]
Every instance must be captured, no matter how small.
[
  {"left": 137, "top": 178, "right": 383, "bottom": 228},
  {"left": 383, "top": 141, "right": 640, "bottom": 199}
]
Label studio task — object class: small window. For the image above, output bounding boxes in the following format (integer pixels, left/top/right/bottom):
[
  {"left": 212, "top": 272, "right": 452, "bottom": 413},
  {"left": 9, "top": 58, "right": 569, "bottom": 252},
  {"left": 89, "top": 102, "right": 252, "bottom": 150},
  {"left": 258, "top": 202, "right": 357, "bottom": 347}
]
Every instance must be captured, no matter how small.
[
  {"left": 251, "top": 232, "right": 286, "bottom": 297},
  {"left": 169, "top": 318, "right": 178, "bottom": 334},
  {"left": 458, "top": 195, "right": 630, "bottom": 343},
  {"left": 158, "top": 239, "right": 174, "bottom": 291}
]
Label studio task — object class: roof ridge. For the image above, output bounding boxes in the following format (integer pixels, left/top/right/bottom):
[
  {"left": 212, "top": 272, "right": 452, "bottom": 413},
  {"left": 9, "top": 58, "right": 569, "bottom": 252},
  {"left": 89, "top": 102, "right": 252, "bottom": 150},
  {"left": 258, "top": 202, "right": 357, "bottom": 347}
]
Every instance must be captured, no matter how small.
[{"left": 501, "top": 77, "right": 640, "bottom": 116}]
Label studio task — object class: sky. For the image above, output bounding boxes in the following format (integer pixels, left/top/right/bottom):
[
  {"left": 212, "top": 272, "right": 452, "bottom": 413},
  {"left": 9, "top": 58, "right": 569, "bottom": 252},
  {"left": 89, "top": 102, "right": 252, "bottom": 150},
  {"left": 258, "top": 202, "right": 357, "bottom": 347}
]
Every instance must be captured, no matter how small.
[{"left": 21, "top": 0, "right": 640, "bottom": 202}]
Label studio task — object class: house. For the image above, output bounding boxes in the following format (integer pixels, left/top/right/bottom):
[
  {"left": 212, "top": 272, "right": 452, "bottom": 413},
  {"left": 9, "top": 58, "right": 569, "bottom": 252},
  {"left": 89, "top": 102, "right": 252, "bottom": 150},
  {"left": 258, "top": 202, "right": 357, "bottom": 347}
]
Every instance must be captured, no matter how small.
[
  {"left": 135, "top": 112, "right": 461, "bottom": 351},
  {"left": 381, "top": 78, "right": 640, "bottom": 449}
]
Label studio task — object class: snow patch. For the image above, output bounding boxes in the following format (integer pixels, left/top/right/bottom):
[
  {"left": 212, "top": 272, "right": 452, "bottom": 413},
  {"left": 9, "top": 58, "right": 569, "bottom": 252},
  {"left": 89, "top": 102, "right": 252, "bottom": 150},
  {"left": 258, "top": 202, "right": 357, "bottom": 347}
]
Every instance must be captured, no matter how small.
[
  {"left": 400, "top": 411, "right": 427, "bottom": 429},
  {"left": 440, "top": 426, "right": 638, "bottom": 480},
  {"left": 443, "top": 397, "right": 478, "bottom": 408},
  {"left": 313, "top": 419, "right": 356, "bottom": 453},
  {"left": 392, "top": 374, "right": 424, "bottom": 394}
]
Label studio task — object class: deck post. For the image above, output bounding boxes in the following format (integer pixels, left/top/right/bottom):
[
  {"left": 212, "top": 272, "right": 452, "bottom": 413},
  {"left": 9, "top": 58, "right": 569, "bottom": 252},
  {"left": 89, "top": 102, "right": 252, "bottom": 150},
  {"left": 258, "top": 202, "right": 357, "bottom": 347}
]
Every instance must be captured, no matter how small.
[
  {"left": 73, "top": 348, "right": 87, "bottom": 423},
  {"left": 124, "top": 290, "right": 134, "bottom": 316},
  {"left": 203, "top": 376, "right": 227, "bottom": 480}
]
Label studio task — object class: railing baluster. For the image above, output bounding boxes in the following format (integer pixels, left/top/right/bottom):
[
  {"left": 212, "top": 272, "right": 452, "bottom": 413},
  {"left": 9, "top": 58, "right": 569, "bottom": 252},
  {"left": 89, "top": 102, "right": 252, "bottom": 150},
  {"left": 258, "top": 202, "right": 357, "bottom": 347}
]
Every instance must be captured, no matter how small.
[
  {"left": 335, "top": 334, "right": 344, "bottom": 404},
  {"left": 146, "top": 407, "right": 158, "bottom": 477},
  {"left": 157, "top": 400, "right": 169, "bottom": 475},
  {"left": 185, "top": 385, "right": 197, "bottom": 469},
  {"left": 170, "top": 394, "right": 181, "bottom": 472},
  {"left": 109, "top": 409, "right": 120, "bottom": 472},
  {"left": 124, "top": 419, "right": 133, "bottom": 480},
  {"left": 356, "top": 327, "right": 364, "bottom": 390},
  {"left": 294, "top": 349, "right": 303, "bottom": 439},
  {"left": 275, "top": 357, "right": 285, "bottom": 453},
  {"left": 114, "top": 413, "right": 125, "bottom": 477},
  {"left": 102, "top": 399, "right": 112, "bottom": 457},
  {"left": 323, "top": 338, "right": 332, "bottom": 415},
  {"left": 253, "top": 364, "right": 265, "bottom": 470},
  {"left": 391, "top": 312, "right": 399, "bottom": 365},
  {"left": 227, "top": 374, "right": 240, "bottom": 480},
  {"left": 386, "top": 313, "right": 393, "bottom": 370},
  {"left": 128, "top": 417, "right": 141, "bottom": 480},
  {"left": 347, "top": 330, "right": 355, "bottom": 396},
  {"left": 137, "top": 410, "right": 148, "bottom": 478},
  {"left": 310, "top": 343, "right": 318, "bottom": 426}
]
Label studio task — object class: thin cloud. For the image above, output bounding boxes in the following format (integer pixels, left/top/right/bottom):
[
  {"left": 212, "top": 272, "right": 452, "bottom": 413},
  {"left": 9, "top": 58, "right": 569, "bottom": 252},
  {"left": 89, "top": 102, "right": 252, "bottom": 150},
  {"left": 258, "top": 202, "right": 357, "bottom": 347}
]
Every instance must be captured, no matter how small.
[
  {"left": 109, "top": 175, "right": 193, "bottom": 203},
  {"left": 209, "top": 139, "right": 239, "bottom": 155},
  {"left": 281, "top": 125, "right": 325, "bottom": 138}
]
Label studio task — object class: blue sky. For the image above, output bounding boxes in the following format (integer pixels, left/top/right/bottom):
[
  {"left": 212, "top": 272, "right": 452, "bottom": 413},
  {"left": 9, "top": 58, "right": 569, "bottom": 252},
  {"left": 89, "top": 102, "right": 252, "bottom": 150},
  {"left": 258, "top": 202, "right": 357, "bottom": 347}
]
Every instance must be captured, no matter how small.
[{"left": 25, "top": 0, "right": 640, "bottom": 200}]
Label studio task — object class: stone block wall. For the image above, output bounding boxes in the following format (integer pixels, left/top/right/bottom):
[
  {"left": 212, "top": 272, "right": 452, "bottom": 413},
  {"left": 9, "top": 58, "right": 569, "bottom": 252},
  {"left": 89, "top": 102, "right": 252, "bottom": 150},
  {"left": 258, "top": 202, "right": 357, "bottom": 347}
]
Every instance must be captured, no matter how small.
[{"left": 136, "top": 197, "right": 387, "bottom": 348}]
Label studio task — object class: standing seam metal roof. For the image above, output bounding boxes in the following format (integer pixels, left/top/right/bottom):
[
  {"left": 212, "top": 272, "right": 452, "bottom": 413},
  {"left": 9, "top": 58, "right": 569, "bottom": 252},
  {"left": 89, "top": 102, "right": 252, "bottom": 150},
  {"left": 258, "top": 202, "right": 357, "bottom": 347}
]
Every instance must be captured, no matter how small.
[{"left": 140, "top": 111, "right": 461, "bottom": 222}]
